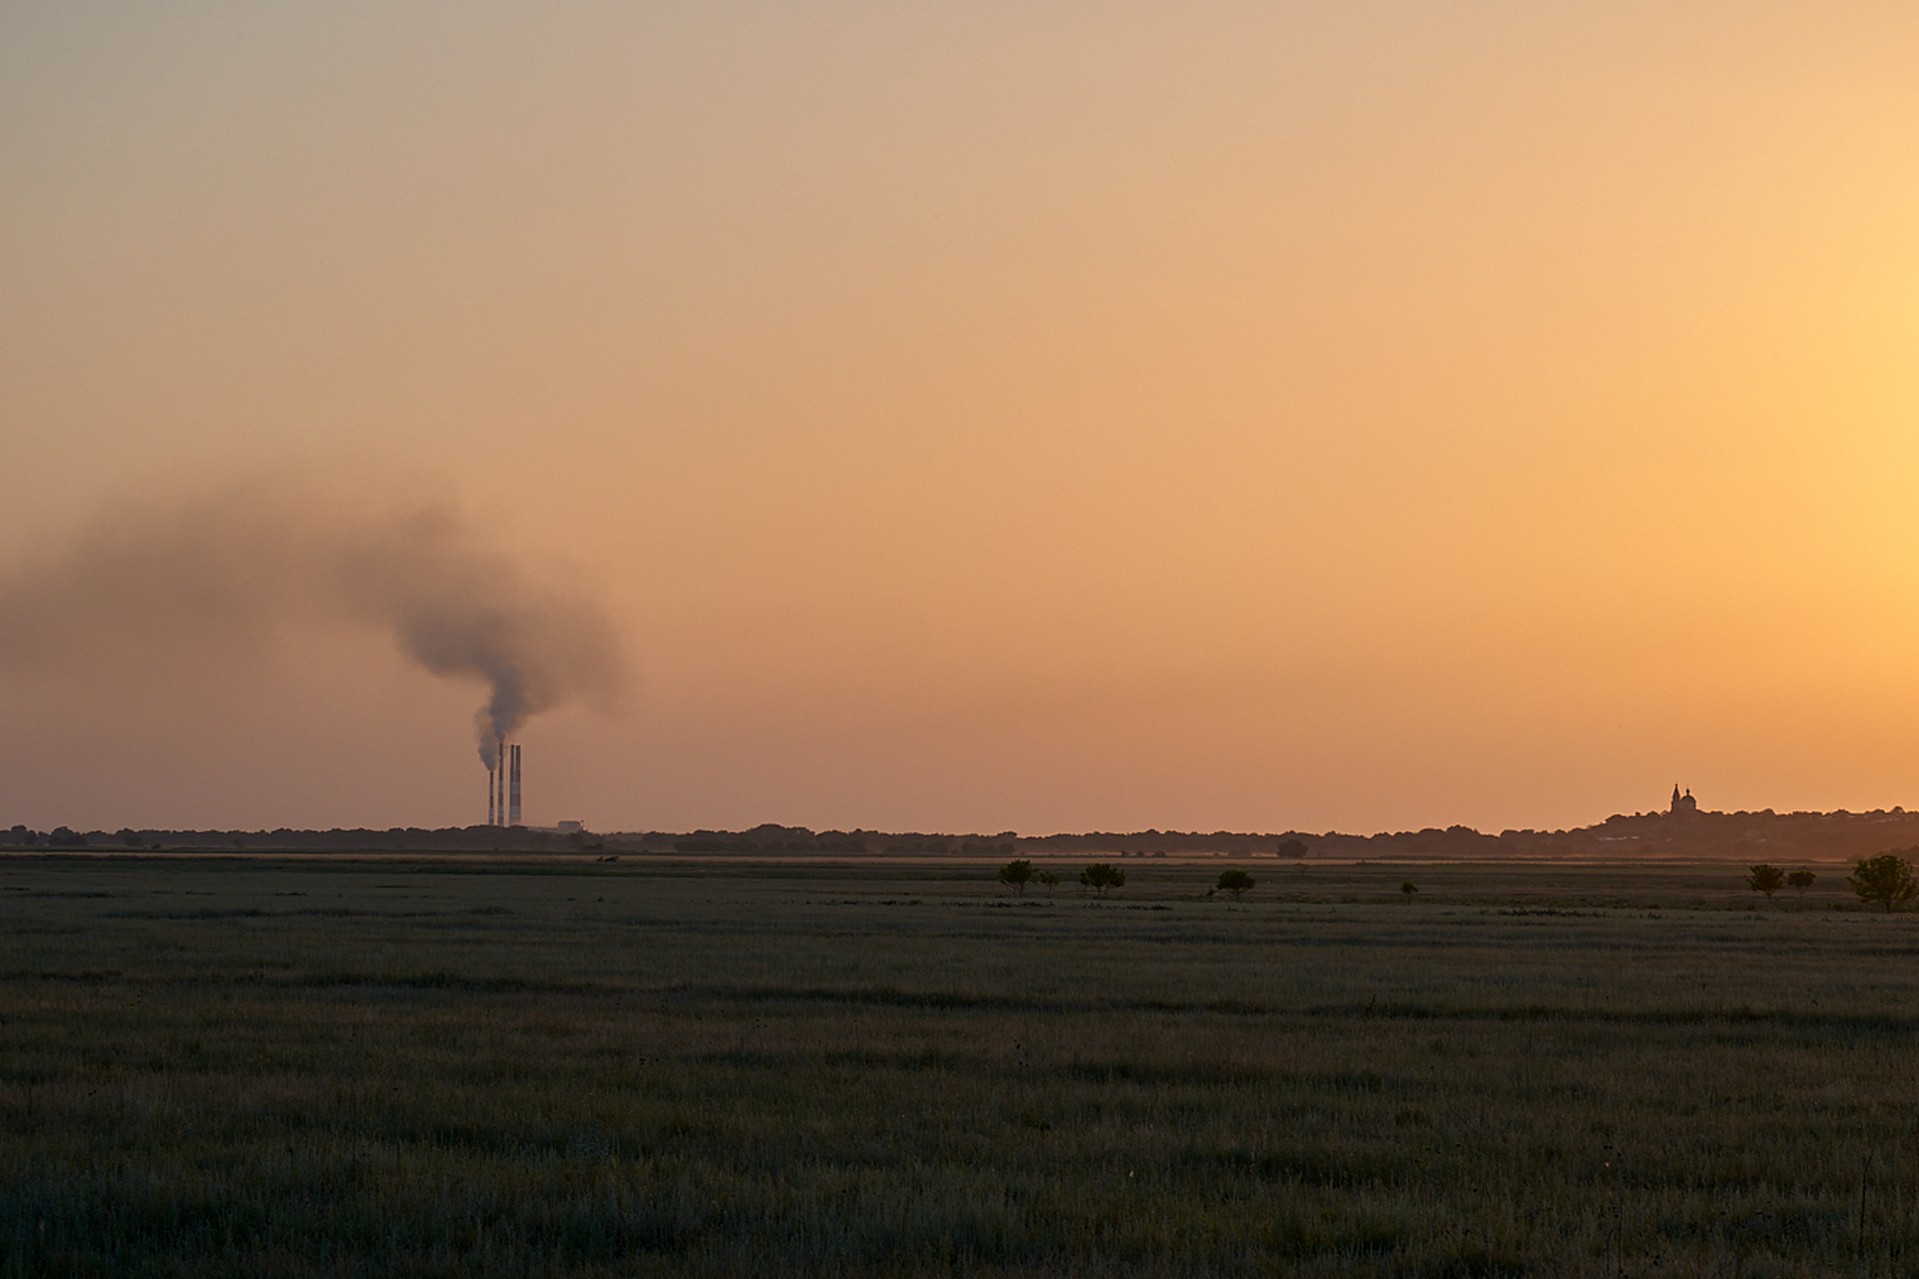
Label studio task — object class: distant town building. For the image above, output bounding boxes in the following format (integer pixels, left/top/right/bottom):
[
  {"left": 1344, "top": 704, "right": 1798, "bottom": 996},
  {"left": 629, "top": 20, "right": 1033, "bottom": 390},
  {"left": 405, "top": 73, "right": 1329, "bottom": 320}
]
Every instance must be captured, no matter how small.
[
  {"left": 555, "top": 820, "right": 584, "bottom": 834},
  {"left": 1670, "top": 785, "right": 1698, "bottom": 815}
]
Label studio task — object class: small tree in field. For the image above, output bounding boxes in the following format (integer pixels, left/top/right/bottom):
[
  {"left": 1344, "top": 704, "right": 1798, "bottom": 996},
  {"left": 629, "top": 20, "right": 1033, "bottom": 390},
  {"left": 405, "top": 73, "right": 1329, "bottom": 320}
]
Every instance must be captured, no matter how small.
[
  {"left": 1787, "top": 869, "right": 1816, "bottom": 896},
  {"left": 1080, "top": 863, "right": 1125, "bottom": 896},
  {"left": 1849, "top": 852, "right": 1918, "bottom": 913},
  {"left": 1401, "top": 880, "right": 1418, "bottom": 901},
  {"left": 1746, "top": 864, "right": 1786, "bottom": 900},
  {"left": 1037, "top": 870, "right": 1061, "bottom": 897},
  {"left": 997, "top": 859, "right": 1035, "bottom": 895},
  {"left": 1217, "top": 869, "right": 1254, "bottom": 900}
]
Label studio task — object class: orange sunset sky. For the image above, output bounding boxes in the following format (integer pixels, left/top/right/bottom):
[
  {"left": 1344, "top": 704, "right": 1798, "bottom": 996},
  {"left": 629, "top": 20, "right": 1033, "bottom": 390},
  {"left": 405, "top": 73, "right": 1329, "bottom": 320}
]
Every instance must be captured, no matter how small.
[{"left": 3, "top": 3, "right": 1917, "bottom": 835}]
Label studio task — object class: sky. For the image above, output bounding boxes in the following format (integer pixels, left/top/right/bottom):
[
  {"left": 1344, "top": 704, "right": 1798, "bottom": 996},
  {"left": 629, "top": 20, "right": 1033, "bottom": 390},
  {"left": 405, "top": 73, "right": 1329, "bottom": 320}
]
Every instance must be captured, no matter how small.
[{"left": 3, "top": 2, "right": 1918, "bottom": 835}]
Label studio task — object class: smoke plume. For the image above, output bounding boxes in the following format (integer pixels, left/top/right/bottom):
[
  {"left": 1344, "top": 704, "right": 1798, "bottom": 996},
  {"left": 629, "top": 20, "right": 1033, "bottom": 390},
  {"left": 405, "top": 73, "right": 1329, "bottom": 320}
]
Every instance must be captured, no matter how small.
[{"left": 0, "top": 477, "right": 627, "bottom": 766}]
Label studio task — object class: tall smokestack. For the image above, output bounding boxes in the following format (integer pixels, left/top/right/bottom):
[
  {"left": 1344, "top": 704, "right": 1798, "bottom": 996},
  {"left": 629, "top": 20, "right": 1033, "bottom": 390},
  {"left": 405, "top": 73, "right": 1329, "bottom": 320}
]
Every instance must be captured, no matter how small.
[
  {"left": 509, "top": 744, "right": 522, "bottom": 826},
  {"left": 496, "top": 734, "right": 506, "bottom": 826},
  {"left": 487, "top": 765, "right": 496, "bottom": 826}
]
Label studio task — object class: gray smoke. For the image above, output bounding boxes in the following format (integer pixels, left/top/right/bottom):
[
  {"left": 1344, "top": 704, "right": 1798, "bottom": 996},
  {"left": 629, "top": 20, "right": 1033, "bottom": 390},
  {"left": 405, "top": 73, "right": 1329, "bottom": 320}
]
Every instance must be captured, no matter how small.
[{"left": 0, "top": 478, "right": 627, "bottom": 768}]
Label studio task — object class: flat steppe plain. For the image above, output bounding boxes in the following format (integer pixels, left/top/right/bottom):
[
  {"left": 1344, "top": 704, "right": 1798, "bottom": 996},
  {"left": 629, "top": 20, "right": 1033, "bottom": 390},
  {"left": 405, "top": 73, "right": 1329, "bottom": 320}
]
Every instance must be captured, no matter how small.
[{"left": 4, "top": 854, "right": 1917, "bottom": 1276}]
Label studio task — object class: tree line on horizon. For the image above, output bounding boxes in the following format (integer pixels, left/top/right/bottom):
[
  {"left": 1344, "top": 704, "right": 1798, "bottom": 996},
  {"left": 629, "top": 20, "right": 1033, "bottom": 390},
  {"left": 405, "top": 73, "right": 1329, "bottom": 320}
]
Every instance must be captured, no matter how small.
[{"left": 13, "top": 803, "right": 1919, "bottom": 861}]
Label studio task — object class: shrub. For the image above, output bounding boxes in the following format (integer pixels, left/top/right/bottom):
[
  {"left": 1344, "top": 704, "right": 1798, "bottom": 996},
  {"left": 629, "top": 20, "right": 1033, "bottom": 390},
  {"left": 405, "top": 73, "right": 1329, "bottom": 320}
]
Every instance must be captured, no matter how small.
[
  {"left": 997, "top": 859, "right": 1035, "bottom": 895},
  {"left": 1787, "top": 869, "right": 1816, "bottom": 895},
  {"left": 1080, "top": 864, "right": 1125, "bottom": 896},
  {"left": 1036, "top": 870, "right": 1061, "bottom": 897},
  {"left": 1401, "top": 880, "right": 1418, "bottom": 900},
  {"left": 1746, "top": 864, "right": 1785, "bottom": 900},
  {"left": 1849, "top": 852, "right": 1918, "bottom": 913},
  {"left": 1216, "top": 869, "right": 1254, "bottom": 900}
]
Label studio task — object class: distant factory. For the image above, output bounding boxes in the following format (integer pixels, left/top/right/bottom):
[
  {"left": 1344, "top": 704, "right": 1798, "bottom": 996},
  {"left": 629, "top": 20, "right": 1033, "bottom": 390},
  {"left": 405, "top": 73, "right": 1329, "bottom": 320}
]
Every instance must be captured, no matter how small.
[{"left": 487, "top": 741, "right": 522, "bottom": 827}]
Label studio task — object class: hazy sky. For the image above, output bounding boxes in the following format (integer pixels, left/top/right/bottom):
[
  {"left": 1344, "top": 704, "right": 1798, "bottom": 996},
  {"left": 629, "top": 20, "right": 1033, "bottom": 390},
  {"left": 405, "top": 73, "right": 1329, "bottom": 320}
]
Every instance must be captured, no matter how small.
[{"left": 4, "top": 2, "right": 1918, "bottom": 834}]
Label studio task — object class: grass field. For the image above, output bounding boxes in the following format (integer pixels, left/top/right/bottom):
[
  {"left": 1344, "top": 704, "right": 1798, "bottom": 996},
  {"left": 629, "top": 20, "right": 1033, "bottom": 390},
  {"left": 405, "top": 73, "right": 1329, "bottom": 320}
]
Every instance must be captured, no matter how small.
[{"left": 4, "top": 854, "right": 1918, "bottom": 1276}]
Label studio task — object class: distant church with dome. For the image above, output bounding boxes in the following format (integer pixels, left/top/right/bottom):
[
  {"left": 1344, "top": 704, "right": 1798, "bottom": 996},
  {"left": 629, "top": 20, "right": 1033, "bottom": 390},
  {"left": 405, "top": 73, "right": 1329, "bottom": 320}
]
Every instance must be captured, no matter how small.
[{"left": 1670, "top": 785, "right": 1698, "bottom": 815}]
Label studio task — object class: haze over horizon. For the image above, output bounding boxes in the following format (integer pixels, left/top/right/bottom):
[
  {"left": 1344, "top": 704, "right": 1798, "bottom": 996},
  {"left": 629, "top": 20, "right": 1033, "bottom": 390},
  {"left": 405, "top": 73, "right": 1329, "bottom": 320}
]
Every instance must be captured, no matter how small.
[{"left": 5, "top": 3, "right": 1918, "bottom": 835}]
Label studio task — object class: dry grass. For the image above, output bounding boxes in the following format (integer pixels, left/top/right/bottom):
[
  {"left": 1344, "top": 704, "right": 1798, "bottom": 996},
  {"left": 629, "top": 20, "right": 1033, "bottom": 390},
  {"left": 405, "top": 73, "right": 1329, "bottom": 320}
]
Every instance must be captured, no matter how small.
[{"left": 2, "top": 854, "right": 1916, "bottom": 1276}]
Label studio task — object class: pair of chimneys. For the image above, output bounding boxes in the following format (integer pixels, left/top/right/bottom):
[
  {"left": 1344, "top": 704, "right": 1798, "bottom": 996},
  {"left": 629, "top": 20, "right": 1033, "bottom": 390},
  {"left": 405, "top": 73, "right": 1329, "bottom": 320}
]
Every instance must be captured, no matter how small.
[{"left": 487, "top": 740, "right": 522, "bottom": 827}]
